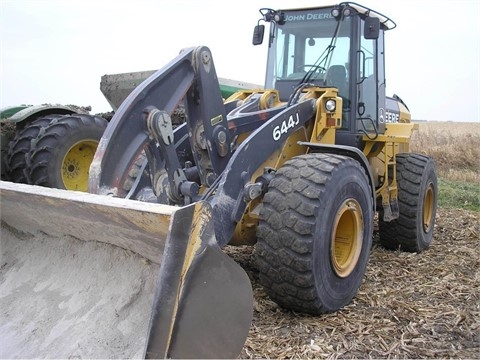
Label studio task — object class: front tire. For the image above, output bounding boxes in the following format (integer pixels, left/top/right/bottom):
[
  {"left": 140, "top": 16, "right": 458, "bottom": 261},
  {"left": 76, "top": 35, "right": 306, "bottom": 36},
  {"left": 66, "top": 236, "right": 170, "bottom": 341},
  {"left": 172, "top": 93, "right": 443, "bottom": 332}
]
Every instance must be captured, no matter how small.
[
  {"left": 379, "top": 153, "right": 437, "bottom": 252},
  {"left": 255, "top": 153, "right": 373, "bottom": 314},
  {"left": 28, "top": 114, "right": 108, "bottom": 191}
]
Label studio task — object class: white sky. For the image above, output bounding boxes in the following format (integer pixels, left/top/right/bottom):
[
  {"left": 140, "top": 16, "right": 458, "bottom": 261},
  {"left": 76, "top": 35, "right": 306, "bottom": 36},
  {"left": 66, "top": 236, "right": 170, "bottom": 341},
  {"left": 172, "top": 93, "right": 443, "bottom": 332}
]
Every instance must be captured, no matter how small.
[{"left": 1, "top": 0, "right": 479, "bottom": 122}]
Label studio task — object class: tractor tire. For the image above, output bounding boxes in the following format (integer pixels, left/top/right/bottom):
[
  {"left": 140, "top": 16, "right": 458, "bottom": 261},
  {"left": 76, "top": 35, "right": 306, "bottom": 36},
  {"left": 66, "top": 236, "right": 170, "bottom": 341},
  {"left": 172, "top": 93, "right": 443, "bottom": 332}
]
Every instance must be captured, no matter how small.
[
  {"left": 379, "top": 153, "right": 437, "bottom": 252},
  {"left": 256, "top": 153, "right": 373, "bottom": 314},
  {"left": 4, "top": 115, "right": 62, "bottom": 183},
  {"left": 28, "top": 114, "right": 108, "bottom": 191}
]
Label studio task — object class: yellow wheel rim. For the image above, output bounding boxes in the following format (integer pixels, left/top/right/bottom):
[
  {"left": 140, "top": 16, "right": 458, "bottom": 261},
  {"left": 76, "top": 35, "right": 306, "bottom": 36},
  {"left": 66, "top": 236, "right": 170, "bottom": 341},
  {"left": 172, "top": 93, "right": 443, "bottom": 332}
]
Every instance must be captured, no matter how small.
[
  {"left": 331, "top": 199, "right": 364, "bottom": 278},
  {"left": 61, "top": 140, "right": 98, "bottom": 191},
  {"left": 423, "top": 183, "right": 435, "bottom": 232}
]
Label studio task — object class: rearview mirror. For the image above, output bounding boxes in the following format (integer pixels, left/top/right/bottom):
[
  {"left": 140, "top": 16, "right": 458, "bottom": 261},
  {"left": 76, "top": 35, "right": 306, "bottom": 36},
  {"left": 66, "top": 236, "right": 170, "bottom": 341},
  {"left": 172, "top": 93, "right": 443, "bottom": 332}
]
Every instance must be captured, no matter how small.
[
  {"left": 252, "top": 25, "right": 265, "bottom": 45},
  {"left": 364, "top": 17, "right": 380, "bottom": 40}
]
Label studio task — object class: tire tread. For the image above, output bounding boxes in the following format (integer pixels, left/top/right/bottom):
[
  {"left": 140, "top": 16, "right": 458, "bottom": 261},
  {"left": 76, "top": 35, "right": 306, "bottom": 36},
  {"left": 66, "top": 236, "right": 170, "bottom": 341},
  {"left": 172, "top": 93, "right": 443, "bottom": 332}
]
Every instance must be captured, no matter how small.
[{"left": 256, "top": 153, "right": 371, "bottom": 314}]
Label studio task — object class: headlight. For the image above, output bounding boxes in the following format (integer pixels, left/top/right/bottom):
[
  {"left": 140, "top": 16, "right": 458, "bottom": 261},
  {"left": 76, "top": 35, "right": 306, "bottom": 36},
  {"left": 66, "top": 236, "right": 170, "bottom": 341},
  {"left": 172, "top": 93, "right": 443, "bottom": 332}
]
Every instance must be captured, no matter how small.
[{"left": 325, "top": 99, "right": 336, "bottom": 112}]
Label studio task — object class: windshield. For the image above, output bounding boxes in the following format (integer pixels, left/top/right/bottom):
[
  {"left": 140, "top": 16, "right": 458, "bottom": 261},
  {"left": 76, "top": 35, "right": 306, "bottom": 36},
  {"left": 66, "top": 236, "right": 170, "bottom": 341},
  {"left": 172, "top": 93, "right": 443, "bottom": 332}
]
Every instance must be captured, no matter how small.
[{"left": 266, "top": 8, "right": 352, "bottom": 93}]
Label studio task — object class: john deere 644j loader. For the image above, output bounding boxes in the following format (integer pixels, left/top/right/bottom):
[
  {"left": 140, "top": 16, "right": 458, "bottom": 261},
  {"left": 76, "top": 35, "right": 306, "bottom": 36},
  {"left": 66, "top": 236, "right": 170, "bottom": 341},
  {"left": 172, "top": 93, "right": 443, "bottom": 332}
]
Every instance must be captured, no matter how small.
[{"left": 0, "top": 2, "right": 437, "bottom": 358}]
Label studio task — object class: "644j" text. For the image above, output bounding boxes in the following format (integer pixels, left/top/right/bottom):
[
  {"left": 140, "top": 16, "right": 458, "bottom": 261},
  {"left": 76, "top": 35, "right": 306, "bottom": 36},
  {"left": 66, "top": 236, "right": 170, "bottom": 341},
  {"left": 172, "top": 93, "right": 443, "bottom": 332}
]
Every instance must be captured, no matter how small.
[{"left": 273, "top": 113, "right": 300, "bottom": 141}]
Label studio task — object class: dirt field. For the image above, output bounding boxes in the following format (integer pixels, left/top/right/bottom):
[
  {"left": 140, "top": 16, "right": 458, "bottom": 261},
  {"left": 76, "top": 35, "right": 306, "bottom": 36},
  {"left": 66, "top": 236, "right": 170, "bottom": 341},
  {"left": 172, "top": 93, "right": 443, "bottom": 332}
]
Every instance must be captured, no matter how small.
[{"left": 233, "top": 207, "right": 480, "bottom": 359}]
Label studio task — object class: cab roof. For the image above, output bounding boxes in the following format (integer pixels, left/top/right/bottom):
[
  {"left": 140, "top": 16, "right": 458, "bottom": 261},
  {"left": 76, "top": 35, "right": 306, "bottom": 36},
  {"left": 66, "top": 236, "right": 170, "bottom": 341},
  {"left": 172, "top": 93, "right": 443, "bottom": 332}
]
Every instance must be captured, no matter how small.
[{"left": 278, "top": 2, "right": 396, "bottom": 30}]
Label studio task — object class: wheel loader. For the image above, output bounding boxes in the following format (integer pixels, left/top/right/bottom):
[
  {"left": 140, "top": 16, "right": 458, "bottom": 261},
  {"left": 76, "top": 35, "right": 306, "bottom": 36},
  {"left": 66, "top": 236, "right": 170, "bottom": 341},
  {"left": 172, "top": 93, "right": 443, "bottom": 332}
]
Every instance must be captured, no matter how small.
[{"left": 0, "top": 2, "right": 438, "bottom": 358}]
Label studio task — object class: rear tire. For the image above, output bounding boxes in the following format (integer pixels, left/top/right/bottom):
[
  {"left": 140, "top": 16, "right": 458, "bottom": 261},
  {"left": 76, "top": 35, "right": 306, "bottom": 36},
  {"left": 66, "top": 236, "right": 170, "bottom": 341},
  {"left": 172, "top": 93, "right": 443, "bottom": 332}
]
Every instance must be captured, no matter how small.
[
  {"left": 255, "top": 153, "right": 373, "bottom": 314},
  {"left": 28, "top": 114, "right": 108, "bottom": 191},
  {"left": 4, "top": 115, "right": 61, "bottom": 183},
  {"left": 379, "top": 153, "right": 437, "bottom": 252}
]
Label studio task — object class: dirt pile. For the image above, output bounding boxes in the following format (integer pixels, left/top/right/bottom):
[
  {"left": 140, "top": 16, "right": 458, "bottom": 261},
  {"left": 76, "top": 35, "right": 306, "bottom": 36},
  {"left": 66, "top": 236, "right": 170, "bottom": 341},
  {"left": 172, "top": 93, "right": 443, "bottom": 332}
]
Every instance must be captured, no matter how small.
[{"left": 0, "top": 224, "right": 159, "bottom": 358}]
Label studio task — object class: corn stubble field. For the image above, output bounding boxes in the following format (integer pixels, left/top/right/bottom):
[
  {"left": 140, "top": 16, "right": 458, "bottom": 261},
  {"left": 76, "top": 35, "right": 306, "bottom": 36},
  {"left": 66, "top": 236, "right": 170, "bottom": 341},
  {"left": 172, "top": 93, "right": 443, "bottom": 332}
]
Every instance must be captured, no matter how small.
[{"left": 231, "top": 121, "right": 480, "bottom": 359}]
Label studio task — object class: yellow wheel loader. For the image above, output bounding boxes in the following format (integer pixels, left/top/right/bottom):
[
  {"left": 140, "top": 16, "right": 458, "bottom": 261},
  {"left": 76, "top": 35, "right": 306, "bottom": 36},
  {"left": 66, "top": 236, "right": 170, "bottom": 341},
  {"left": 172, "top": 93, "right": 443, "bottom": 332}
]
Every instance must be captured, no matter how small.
[{"left": 0, "top": 2, "right": 437, "bottom": 358}]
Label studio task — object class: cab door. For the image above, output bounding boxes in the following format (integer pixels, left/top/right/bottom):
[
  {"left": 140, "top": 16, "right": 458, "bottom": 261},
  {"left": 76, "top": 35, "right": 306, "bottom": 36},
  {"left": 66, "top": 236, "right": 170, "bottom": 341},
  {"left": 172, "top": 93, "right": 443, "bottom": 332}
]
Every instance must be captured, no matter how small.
[{"left": 356, "top": 18, "right": 386, "bottom": 135}]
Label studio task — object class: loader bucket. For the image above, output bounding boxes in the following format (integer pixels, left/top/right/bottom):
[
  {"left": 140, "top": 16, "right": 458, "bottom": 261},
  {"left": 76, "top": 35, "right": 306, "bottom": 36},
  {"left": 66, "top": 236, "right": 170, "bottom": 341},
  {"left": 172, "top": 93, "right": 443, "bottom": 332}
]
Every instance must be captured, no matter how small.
[{"left": 0, "top": 180, "right": 253, "bottom": 358}]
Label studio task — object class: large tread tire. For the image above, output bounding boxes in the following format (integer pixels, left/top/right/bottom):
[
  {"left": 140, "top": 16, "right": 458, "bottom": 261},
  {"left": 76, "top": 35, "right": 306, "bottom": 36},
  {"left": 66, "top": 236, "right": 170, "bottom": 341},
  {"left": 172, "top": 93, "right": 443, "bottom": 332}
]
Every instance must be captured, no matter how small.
[
  {"left": 28, "top": 114, "right": 108, "bottom": 191},
  {"left": 4, "top": 115, "right": 62, "bottom": 183},
  {"left": 255, "top": 153, "right": 374, "bottom": 314},
  {"left": 379, "top": 153, "right": 437, "bottom": 252}
]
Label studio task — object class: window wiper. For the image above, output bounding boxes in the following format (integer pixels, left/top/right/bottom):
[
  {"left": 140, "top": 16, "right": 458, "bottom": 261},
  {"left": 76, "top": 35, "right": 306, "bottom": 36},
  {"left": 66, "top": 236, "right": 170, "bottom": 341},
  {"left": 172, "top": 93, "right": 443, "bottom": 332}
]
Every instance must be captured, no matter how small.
[
  {"left": 299, "top": 15, "right": 344, "bottom": 86},
  {"left": 299, "top": 45, "right": 335, "bottom": 85}
]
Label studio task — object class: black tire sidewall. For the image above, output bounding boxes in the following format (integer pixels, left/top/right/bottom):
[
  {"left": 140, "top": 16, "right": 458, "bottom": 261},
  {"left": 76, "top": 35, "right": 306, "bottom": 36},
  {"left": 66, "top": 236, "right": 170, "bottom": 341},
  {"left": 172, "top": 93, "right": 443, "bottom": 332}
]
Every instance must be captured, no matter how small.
[
  {"left": 407, "top": 156, "right": 437, "bottom": 251},
  {"left": 378, "top": 153, "right": 438, "bottom": 252},
  {"left": 312, "top": 164, "right": 373, "bottom": 310}
]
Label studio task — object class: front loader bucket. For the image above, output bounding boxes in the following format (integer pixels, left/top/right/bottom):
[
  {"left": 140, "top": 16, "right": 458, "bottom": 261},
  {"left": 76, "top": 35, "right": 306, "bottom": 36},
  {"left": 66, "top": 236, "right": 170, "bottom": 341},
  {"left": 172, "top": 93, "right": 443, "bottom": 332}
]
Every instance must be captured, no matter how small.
[
  {"left": 0, "top": 180, "right": 252, "bottom": 358},
  {"left": 144, "top": 201, "right": 253, "bottom": 359}
]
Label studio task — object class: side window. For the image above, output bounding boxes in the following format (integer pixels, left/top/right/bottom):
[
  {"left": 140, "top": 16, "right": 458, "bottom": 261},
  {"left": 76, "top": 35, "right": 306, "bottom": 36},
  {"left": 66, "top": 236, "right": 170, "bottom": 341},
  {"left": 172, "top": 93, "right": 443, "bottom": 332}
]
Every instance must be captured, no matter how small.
[
  {"left": 275, "top": 31, "right": 296, "bottom": 79},
  {"left": 285, "top": 34, "right": 296, "bottom": 76}
]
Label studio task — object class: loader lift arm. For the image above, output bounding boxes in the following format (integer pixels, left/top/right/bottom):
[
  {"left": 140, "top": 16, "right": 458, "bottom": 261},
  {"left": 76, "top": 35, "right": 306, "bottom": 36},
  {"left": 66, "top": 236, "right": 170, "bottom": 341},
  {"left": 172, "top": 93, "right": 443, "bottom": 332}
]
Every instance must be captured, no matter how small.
[
  {"left": 89, "top": 46, "right": 233, "bottom": 199},
  {"left": 90, "top": 45, "right": 319, "bottom": 246}
]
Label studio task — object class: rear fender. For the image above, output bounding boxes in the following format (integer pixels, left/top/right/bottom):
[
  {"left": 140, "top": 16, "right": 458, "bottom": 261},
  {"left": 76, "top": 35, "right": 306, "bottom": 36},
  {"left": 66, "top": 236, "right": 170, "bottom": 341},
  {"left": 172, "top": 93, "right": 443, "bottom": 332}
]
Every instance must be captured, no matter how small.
[{"left": 1, "top": 104, "right": 90, "bottom": 126}]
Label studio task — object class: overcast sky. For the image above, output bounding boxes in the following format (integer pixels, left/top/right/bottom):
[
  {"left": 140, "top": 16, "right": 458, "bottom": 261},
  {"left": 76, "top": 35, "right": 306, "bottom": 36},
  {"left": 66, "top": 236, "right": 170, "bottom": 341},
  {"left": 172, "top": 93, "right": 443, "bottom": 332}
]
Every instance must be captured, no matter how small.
[{"left": 1, "top": 0, "right": 479, "bottom": 122}]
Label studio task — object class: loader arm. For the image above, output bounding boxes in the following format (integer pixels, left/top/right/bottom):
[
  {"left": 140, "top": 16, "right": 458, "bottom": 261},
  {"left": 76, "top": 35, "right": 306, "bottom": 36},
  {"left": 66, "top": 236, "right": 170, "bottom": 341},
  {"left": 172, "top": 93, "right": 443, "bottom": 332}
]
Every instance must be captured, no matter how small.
[
  {"left": 90, "top": 45, "right": 320, "bottom": 246},
  {"left": 87, "top": 46, "right": 256, "bottom": 358},
  {"left": 90, "top": 46, "right": 232, "bottom": 197}
]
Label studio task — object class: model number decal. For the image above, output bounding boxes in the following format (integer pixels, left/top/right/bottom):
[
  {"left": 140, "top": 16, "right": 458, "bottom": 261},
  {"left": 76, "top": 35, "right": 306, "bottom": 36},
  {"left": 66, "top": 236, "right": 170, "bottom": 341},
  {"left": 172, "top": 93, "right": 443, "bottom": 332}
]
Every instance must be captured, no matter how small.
[{"left": 273, "top": 113, "right": 300, "bottom": 141}]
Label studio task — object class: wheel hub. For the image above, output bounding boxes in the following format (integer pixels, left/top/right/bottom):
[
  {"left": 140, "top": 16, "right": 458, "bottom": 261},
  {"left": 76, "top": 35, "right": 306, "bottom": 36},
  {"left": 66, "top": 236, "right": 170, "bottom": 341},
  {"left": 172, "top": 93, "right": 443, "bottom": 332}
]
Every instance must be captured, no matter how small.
[
  {"left": 331, "top": 199, "right": 364, "bottom": 278},
  {"left": 61, "top": 140, "right": 97, "bottom": 191},
  {"left": 423, "top": 182, "right": 435, "bottom": 232}
]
